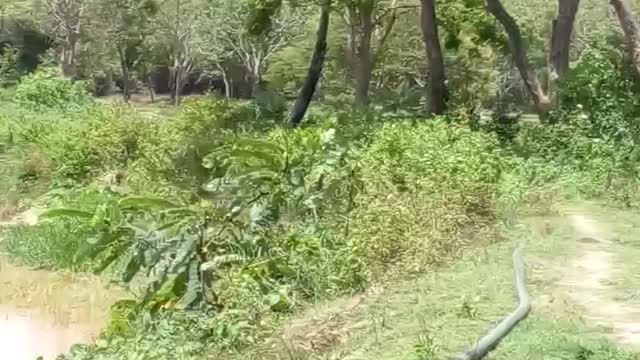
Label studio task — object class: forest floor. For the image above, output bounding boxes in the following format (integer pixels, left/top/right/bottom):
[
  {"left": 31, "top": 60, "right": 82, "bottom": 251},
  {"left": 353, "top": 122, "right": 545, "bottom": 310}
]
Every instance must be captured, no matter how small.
[{"left": 245, "top": 202, "right": 640, "bottom": 360}]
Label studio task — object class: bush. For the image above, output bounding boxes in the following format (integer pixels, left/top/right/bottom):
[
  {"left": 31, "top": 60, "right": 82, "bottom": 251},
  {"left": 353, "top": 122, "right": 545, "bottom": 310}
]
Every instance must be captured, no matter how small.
[
  {"left": 351, "top": 120, "right": 502, "bottom": 276},
  {"left": 15, "top": 67, "right": 93, "bottom": 111},
  {"left": 555, "top": 45, "right": 640, "bottom": 144},
  {"left": 128, "top": 97, "right": 253, "bottom": 197}
]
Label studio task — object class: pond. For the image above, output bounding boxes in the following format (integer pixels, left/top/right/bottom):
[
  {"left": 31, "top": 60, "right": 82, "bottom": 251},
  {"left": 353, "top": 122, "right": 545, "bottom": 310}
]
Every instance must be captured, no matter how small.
[
  {"left": 0, "top": 305, "right": 100, "bottom": 360},
  {"left": 0, "top": 255, "right": 125, "bottom": 360}
]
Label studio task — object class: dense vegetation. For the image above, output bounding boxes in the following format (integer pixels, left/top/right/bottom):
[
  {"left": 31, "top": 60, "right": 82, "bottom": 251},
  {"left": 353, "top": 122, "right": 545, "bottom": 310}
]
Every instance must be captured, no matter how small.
[{"left": 2, "top": 0, "right": 640, "bottom": 358}]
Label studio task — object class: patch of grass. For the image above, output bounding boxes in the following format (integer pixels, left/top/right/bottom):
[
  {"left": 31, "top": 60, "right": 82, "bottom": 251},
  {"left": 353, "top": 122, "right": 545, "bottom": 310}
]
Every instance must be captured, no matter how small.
[{"left": 1, "top": 220, "right": 88, "bottom": 270}]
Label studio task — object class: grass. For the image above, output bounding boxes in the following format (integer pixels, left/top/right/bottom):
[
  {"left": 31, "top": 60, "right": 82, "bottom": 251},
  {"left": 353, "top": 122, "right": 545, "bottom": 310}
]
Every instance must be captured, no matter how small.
[
  {"left": 238, "top": 209, "right": 640, "bottom": 360},
  {"left": 1, "top": 221, "right": 88, "bottom": 270}
]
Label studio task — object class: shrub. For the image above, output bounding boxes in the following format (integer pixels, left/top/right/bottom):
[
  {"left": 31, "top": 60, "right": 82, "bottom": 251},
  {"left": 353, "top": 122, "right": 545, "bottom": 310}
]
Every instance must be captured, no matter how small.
[
  {"left": 555, "top": 45, "right": 640, "bottom": 144},
  {"left": 15, "top": 67, "right": 93, "bottom": 111},
  {"left": 128, "top": 98, "right": 253, "bottom": 197},
  {"left": 351, "top": 120, "right": 502, "bottom": 276}
]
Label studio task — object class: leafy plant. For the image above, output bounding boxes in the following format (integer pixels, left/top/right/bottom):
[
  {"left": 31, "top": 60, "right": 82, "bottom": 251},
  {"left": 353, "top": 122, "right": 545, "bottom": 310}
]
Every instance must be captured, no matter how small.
[
  {"left": 15, "top": 67, "right": 93, "bottom": 111},
  {"left": 40, "top": 194, "right": 214, "bottom": 310}
]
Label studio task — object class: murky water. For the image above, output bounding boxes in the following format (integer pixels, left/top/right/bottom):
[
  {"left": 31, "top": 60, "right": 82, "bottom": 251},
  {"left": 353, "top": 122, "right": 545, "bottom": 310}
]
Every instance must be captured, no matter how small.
[
  {"left": 0, "top": 255, "right": 126, "bottom": 360},
  {"left": 0, "top": 306, "right": 99, "bottom": 360}
]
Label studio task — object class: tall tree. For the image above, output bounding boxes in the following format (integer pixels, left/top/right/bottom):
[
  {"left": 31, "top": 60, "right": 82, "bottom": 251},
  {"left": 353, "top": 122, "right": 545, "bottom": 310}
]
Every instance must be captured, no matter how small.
[
  {"left": 342, "top": 0, "right": 405, "bottom": 105},
  {"left": 550, "top": 0, "right": 580, "bottom": 79},
  {"left": 610, "top": 0, "right": 640, "bottom": 78},
  {"left": 200, "top": 0, "right": 304, "bottom": 97},
  {"left": 485, "top": 0, "right": 580, "bottom": 116},
  {"left": 101, "top": 0, "right": 157, "bottom": 102},
  {"left": 157, "top": 0, "right": 199, "bottom": 106},
  {"left": 420, "top": 0, "right": 446, "bottom": 115},
  {"left": 42, "top": 0, "right": 87, "bottom": 77},
  {"left": 289, "top": 0, "right": 331, "bottom": 126}
]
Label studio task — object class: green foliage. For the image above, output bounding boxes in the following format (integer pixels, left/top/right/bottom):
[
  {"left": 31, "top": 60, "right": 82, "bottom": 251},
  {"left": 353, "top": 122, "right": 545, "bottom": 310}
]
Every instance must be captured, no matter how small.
[
  {"left": 1, "top": 220, "right": 90, "bottom": 269},
  {"left": 0, "top": 45, "right": 20, "bottom": 87},
  {"left": 556, "top": 44, "right": 640, "bottom": 144},
  {"left": 41, "top": 193, "right": 210, "bottom": 310},
  {"left": 351, "top": 120, "right": 502, "bottom": 275},
  {"left": 128, "top": 97, "right": 253, "bottom": 197},
  {"left": 14, "top": 67, "right": 93, "bottom": 111}
]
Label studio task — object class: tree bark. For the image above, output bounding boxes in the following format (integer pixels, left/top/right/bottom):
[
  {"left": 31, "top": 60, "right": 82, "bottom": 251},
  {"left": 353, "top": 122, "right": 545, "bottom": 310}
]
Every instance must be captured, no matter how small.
[
  {"left": 486, "top": 0, "right": 550, "bottom": 115},
  {"left": 550, "top": 0, "right": 580, "bottom": 79},
  {"left": 174, "top": 65, "right": 182, "bottom": 107},
  {"left": 611, "top": 0, "right": 640, "bottom": 77},
  {"left": 117, "top": 46, "right": 130, "bottom": 102},
  {"left": 420, "top": 0, "right": 446, "bottom": 115},
  {"left": 354, "top": 3, "right": 373, "bottom": 105},
  {"left": 289, "top": 1, "right": 331, "bottom": 127},
  {"left": 217, "top": 63, "right": 231, "bottom": 98}
]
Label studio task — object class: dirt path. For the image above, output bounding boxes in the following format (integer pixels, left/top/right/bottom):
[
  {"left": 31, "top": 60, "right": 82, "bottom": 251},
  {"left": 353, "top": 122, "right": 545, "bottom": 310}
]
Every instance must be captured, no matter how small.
[{"left": 559, "top": 208, "right": 640, "bottom": 346}]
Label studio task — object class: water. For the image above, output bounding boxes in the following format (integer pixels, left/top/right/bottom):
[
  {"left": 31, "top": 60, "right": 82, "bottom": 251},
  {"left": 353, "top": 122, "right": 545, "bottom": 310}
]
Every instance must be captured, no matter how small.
[
  {"left": 0, "top": 255, "right": 125, "bottom": 360},
  {"left": 0, "top": 306, "right": 98, "bottom": 360}
]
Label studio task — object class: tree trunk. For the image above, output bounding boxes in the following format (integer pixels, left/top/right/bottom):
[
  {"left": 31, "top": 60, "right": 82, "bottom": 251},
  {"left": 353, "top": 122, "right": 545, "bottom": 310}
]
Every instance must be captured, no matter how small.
[
  {"left": 289, "top": 1, "right": 331, "bottom": 127},
  {"left": 250, "top": 64, "right": 261, "bottom": 97},
  {"left": 420, "top": 0, "right": 446, "bottom": 115},
  {"left": 174, "top": 65, "right": 181, "bottom": 107},
  {"left": 486, "top": 0, "right": 550, "bottom": 115},
  {"left": 217, "top": 63, "right": 231, "bottom": 98},
  {"left": 355, "top": 4, "right": 373, "bottom": 105},
  {"left": 550, "top": 0, "right": 580, "bottom": 79},
  {"left": 611, "top": 0, "right": 640, "bottom": 77},
  {"left": 117, "top": 46, "right": 130, "bottom": 102}
]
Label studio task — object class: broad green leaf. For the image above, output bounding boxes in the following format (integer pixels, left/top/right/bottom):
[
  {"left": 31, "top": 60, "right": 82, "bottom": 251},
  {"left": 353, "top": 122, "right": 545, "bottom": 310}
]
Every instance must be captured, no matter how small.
[
  {"left": 234, "top": 138, "right": 284, "bottom": 155},
  {"left": 40, "top": 208, "right": 93, "bottom": 219},
  {"left": 200, "top": 254, "right": 245, "bottom": 272},
  {"left": 122, "top": 249, "right": 144, "bottom": 283},
  {"left": 169, "top": 235, "right": 198, "bottom": 273},
  {"left": 160, "top": 207, "right": 200, "bottom": 217},
  {"left": 183, "top": 259, "right": 203, "bottom": 309},
  {"left": 118, "top": 196, "right": 181, "bottom": 209},
  {"left": 75, "top": 230, "right": 126, "bottom": 263},
  {"left": 229, "top": 148, "right": 284, "bottom": 169}
]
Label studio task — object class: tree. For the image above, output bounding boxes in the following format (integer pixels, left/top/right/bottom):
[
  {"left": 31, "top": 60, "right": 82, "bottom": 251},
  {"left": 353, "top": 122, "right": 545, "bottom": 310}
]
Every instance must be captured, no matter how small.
[
  {"left": 41, "top": 0, "right": 88, "bottom": 77},
  {"left": 610, "top": 0, "right": 640, "bottom": 78},
  {"left": 550, "top": 0, "right": 581, "bottom": 79},
  {"left": 157, "top": 0, "right": 200, "bottom": 106},
  {"left": 200, "top": 0, "right": 304, "bottom": 97},
  {"left": 289, "top": 0, "right": 331, "bottom": 126},
  {"left": 341, "top": 0, "right": 408, "bottom": 105},
  {"left": 485, "top": 0, "right": 580, "bottom": 116},
  {"left": 100, "top": 0, "right": 157, "bottom": 102},
  {"left": 420, "top": 0, "right": 446, "bottom": 115}
]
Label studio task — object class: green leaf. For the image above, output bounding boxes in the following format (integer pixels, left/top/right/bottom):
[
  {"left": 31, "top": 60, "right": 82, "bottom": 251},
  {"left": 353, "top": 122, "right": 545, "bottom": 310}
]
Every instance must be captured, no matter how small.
[
  {"left": 122, "top": 248, "right": 144, "bottom": 283},
  {"left": 229, "top": 148, "right": 284, "bottom": 169},
  {"left": 74, "top": 230, "right": 126, "bottom": 263},
  {"left": 200, "top": 254, "right": 245, "bottom": 272},
  {"left": 234, "top": 138, "right": 284, "bottom": 155},
  {"left": 40, "top": 208, "right": 94, "bottom": 220},
  {"left": 169, "top": 234, "right": 197, "bottom": 273},
  {"left": 118, "top": 196, "right": 181, "bottom": 210},
  {"left": 183, "top": 259, "right": 203, "bottom": 309},
  {"left": 160, "top": 207, "right": 200, "bottom": 218}
]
